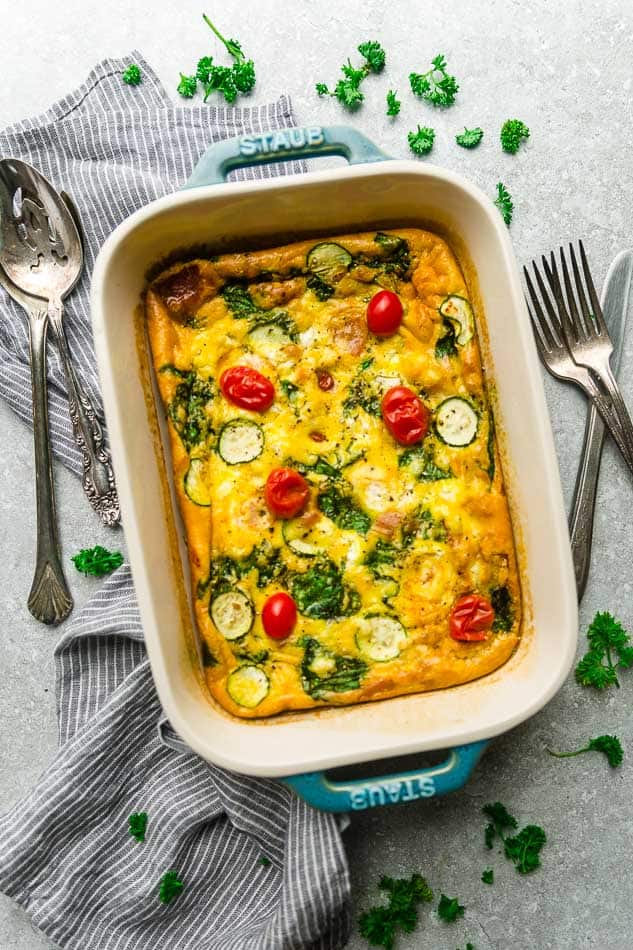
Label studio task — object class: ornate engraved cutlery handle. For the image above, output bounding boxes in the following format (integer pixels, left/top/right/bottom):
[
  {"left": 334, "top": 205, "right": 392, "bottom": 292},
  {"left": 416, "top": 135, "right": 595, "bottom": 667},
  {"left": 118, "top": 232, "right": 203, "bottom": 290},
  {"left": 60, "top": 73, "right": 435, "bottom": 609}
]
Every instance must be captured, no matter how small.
[{"left": 47, "top": 302, "right": 120, "bottom": 527}]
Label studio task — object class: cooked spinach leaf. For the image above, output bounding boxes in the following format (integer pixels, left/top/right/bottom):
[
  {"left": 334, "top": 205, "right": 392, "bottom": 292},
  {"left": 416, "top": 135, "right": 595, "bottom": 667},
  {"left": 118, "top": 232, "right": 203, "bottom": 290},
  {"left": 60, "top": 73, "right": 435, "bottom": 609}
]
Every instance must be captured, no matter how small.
[
  {"left": 364, "top": 539, "right": 399, "bottom": 575},
  {"left": 200, "top": 641, "right": 219, "bottom": 667},
  {"left": 402, "top": 506, "right": 447, "bottom": 545},
  {"left": 435, "top": 319, "right": 458, "bottom": 358},
  {"left": 161, "top": 368, "right": 215, "bottom": 452},
  {"left": 398, "top": 443, "right": 452, "bottom": 481},
  {"left": 342, "top": 371, "right": 382, "bottom": 417},
  {"left": 307, "top": 273, "right": 335, "bottom": 300},
  {"left": 290, "top": 559, "right": 360, "bottom": 619},
  {"left": 300, "top": 636, "right": 367, "bottom": 698},
  {"left": 317, "top": 480, "right": 371, "bottom": 534},
  {"left": 352, "top": 233, "right": 411, "bottom": 279},
  {"left": 221, "top": 283, "right": 261, "bottom": 318},
  {"left": 491, "top": 585, "right": 513, "bottom": 631},
  {"left": 239, "top": 542, "right": 288, "bottom": 589},
  {"left": 234, "top": 649, "right": 269, "bottom": 664},
  {"left": 487, "top": 412, "right": 496, "bottom": 482}
]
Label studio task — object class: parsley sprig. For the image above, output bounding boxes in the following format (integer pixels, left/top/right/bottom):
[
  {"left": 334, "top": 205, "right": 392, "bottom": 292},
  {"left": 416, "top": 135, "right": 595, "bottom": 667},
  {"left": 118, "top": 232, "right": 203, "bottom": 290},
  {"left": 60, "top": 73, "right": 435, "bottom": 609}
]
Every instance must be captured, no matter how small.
[
  {"left": 71, "top": 546, "right": 123, "bottom": 577},
  {"left": 494, "top": 182, "right": 513, "bottom": 226},
  {"left": 178, "top": 13, "right": 256, "bottom": 103},
  {"left": 358, "top": 873, "right": 433, "bottom": 949},
  {"left": 437, "top": 893, "right": 465, "bottom": 923},
  {"left": 500, "top": 118, "right": 530, "bottom": 153},
  {"left": 483, "top": 802, "right": 546, "bottom": 874},
  {"left": 575, "top": 611, "right": 633, "bottom": 689},
  {"left": 547, "top": 734, "right": 624, "bottom": 768},
  {"left": 122, "top": 64, "right": 142, "bottom": 86},
  {"left": 159, "top": 870, "right": 184, "bottom": 904},
  {"left": 128, "top": 812, "right": 148, "bottom": 842},
  {"left": 316, "top": 41, "right": 386, "bottom": 110},
  {"left": 456, "top": 126, "right": 483, "bottom": 148},
  {"left": 386, "top": 90, "right": 401, "bottom": 117},
  {"left": 409, "top": 54, "right": 459, "bottom": 107},
  {"left": 408, "top": 125, "right": 435, "bottom": 156}
]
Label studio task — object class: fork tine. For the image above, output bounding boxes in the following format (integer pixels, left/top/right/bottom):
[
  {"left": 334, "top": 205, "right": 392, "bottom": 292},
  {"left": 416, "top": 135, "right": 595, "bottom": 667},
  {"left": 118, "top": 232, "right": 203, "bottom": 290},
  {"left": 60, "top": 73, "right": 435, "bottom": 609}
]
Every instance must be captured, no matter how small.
[
  {"left": 559, "top": 246, "right": 588, "bottom": 342},
  {"left": 542, "top": 252, "right": 579, "bottom": 345},
  {"left": 523, "top": 265, "right": 557, "bottom": 351},
  {"left": 531, "top": 259, "right": 563, "bottom": 345},
  {"left": 568, "top": 243, "right": 594, "bottom": 337},
  {"left": 578, "top": 240, "right": 608, "bottom": 335},
  {"left": 524, "top": 296, "right": 550, "bottom": 360}
]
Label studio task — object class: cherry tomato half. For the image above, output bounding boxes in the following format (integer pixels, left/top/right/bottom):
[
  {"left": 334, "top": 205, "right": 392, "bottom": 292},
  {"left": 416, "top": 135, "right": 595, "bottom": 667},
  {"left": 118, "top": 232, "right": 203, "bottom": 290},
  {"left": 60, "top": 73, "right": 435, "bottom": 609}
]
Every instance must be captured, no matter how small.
[
  {"left": 366, "top": 290, "right": 403, "bottom": 336},
  {"left": 220, "top": 365, "right": 274, "bottom": 411},
  {"left": 449, "top": 594, "right": 495, "bottom": 642},
  {"left": 265, "top": 468, "right": 310, "bottom": 519},
  {"left": 381, "top": 386, "right": 430, "bottom": 446},
  {"left": 262, "top": 592, "right": 297, "bottom": 640}
]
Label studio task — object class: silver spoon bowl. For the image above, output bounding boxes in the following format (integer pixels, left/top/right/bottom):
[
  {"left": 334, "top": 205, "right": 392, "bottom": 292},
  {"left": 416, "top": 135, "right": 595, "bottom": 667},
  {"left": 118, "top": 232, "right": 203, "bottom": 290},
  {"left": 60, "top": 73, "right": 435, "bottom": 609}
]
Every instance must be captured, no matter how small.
[{"left": 0, "top": 160, "right": 120, "bottom": 518}]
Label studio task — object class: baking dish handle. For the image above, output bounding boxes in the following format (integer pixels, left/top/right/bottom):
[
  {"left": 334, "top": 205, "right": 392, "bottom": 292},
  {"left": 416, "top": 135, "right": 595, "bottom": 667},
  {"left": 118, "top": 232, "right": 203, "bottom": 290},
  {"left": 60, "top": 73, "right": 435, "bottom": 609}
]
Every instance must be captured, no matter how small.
[
  {"left": 183, "top": 125, "right": 391, "bottom": 188},
  {"left": 281, "top": 740, "right": 489, "bottom": 812}
]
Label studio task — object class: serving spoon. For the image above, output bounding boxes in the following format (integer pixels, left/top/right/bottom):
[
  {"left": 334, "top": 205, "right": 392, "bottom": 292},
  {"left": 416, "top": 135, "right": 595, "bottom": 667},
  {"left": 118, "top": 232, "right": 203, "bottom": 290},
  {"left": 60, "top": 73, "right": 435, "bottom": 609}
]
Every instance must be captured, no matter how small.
[{"left": 0, "top": 159, "right": 120, "bottom": 525}]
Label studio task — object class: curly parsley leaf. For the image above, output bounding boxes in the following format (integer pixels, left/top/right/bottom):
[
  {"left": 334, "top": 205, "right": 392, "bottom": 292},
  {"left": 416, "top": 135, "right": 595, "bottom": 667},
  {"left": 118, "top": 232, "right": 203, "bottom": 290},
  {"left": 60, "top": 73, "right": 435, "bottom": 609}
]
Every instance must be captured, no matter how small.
[
  {"left": 494, "top": 182, "right": 513, "bottom": 226},
  {"left": 358, "top": 41, "right": 386, "bottom": 73},
  {"left": 409, "top": 54, "right": 459, "bottom": 107},
  {"left": 456, "top": 126, "right": 483, "bottom": 148},
  {"left": 500, "top": 118, "right": 530, "bottom": 154},
  {"left": 359, "top": 873, "right": 433, "bottom": 949},
  {"left": 128, "top": 812, "right": 148, "bottom": 842},
  {"left": 317, "top": 41, "right": 385, "bottom": 110},
  {"left": 481, "top": 868, "right": 494, "bottom": 885},
  {"left": 575, "top": 611, "right": 633, "bottom": 689},
  {"left": 483, "top": 802, "right": 546, "bottom": 874},
  {"left": 504, "top": 825, "right": 546, "bottom": 874},
  {"left": 386, "top": 89, "right": 401, "bottom": 116},
  {"left": 71, "top": 546, "right": 124, "bottom": 577},
  {"left": 177, "top": 73, "right": 198, "bottom": 98},
  {"left": 158, "top": 870, "right": 184, "bottom": 904},
  {"left": 437, "top": 894, "right": 465, "bottom": 923},
  {"left": 122, "top": 64, "right": 142, "bottom": 86},
  {"left": 408, "top": 125, "right": 435, "bottom": 156},
  {"left": 547, "top": 734, "right": 624, "bottom": 768}
]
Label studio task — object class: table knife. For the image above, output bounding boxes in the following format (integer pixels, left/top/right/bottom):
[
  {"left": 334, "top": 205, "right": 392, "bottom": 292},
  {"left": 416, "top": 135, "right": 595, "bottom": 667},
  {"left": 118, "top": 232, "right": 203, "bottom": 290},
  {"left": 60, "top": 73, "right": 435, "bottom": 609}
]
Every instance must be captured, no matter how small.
[{"left": 569, "top": 249, "right": 633, "bottom": 601}]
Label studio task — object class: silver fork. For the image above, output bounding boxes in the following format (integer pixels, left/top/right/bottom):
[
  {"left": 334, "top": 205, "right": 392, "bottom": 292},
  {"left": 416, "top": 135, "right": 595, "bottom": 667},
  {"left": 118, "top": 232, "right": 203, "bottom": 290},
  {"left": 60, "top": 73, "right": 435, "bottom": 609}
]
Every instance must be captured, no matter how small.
[
  {"left": 545, "top": 241, "right": 633, "bottom": 468},
  {"left": 524, "top": 259, "right": 633, "bottom": 474}
]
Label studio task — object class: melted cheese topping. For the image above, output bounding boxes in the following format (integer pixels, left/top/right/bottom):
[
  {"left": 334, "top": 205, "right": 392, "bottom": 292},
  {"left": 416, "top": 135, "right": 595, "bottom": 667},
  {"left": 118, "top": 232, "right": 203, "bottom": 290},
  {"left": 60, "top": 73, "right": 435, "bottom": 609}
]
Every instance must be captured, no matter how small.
[{"left": 146, "top": 229, "right": 521, "bottom": 718}]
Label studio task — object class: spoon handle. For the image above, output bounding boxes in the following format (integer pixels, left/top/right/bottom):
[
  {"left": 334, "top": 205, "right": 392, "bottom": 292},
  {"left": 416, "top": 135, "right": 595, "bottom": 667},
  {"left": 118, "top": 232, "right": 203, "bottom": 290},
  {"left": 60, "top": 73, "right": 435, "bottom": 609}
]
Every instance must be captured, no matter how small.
[
  {"left": 47, "top": 304, "right": 120, "bottom": 527},
  {"left": 27, "top": 310, "right": 73, "bottom": 625}
]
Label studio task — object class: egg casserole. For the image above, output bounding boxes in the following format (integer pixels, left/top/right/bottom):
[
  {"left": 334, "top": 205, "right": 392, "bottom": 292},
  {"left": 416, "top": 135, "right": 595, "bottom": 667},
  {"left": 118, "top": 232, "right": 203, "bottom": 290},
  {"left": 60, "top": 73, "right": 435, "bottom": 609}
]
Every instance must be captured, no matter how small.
[{"left": 146, "top": 228, "right": 521, "bottom": 718}]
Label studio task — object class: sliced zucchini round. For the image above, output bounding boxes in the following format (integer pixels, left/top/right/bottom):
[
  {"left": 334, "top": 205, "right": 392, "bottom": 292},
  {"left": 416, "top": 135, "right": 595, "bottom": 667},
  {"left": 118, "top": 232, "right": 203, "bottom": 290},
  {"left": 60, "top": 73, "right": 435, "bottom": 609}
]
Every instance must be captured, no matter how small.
[
  {"left": 435, "top": 397, "right": 479, "bottom": 447},
  {"left": 282, "top": 519, "right": 323, "bottom": 557},
  {"left": 227, "top": 665, "right": 269, "bottom": 708},
  {"left": 217, "top": 420, "right": 264, "bottom": 464},
  {"left": 210, "top": 590, "right": 254, "bottom": 640},
  {"left": 183, "top": 458, "right": 211, "bottom": 506},
  {"left": 439, "top": 295, "right": 474, "bottom": 345},
  {"left": 356, "top": 615, "right": 407, "bottom": 662},
  {"left": 307, "top": 242, "right": 352, "bottom": 282},
  {"left": 248, "top": 322, "right": 293, "bottom": 347}
]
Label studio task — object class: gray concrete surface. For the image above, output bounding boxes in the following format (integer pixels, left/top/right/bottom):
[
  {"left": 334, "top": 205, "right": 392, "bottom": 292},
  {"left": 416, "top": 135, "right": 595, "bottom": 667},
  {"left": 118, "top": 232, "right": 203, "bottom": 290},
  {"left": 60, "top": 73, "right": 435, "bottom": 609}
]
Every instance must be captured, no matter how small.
[{"left": 1, "top": 0, "right": 633, "bottom": 947}]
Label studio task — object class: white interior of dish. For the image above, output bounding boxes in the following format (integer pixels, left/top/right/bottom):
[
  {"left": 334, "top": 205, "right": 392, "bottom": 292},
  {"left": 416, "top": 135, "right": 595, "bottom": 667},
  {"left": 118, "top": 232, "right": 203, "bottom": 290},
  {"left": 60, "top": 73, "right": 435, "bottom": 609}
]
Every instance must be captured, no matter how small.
[{"left": 91, "top": 161, "right": 578, "bottom": 777}]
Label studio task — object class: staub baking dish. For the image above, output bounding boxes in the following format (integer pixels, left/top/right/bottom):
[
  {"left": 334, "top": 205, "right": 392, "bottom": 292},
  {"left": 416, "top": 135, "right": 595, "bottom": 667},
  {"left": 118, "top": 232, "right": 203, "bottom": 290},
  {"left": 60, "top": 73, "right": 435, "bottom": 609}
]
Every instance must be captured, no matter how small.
[{"left": 91, "top": 126, "right": 577, "bottom": 812}]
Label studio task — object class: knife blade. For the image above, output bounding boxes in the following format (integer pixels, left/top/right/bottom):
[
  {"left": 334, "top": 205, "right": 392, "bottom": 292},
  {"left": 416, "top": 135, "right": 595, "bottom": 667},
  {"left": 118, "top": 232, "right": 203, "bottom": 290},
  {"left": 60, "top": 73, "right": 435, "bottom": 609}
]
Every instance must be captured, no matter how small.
[{"left": 569, "top": 249, "right": 633, "bottom": 601}]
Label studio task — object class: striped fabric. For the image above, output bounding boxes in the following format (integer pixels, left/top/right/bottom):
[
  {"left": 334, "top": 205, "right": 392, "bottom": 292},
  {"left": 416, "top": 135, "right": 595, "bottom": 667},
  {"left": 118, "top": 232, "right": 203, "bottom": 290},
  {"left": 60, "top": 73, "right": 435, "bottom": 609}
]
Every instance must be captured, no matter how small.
[{"left": 0, "top": 55, "right": 351, "bottom": 949}]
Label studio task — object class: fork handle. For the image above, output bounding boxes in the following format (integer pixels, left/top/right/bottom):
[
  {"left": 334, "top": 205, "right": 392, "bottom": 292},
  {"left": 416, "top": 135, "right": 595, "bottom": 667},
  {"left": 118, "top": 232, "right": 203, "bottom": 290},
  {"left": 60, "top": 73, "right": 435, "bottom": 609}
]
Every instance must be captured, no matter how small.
[
  {"left": 47, "top": 302, "right": 120, "bottom": 527},
  {"left": 569, "top": 403, "right": 604, "bottom": 601},
  {"left": 595, "top": 359, "right": 633, "bottom": 469},
  {"left": 27, "top": 310, "right": 73, "bottom": 625},
  {"left": 580, "top": 368, "right": 633, "bottom": 473}
]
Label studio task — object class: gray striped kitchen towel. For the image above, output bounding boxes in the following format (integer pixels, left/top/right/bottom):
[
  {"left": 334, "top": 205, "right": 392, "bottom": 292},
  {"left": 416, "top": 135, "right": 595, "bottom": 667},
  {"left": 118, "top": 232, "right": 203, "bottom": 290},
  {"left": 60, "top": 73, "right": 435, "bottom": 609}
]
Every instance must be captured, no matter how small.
[{"left": 0, "top": 54, "right": 351, "bottom": 950}]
